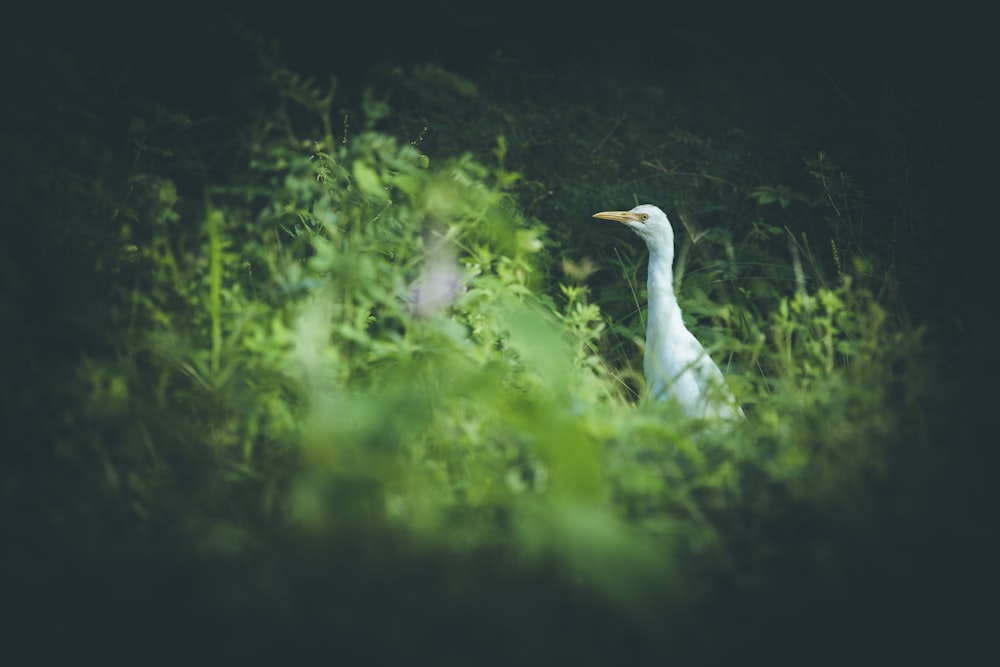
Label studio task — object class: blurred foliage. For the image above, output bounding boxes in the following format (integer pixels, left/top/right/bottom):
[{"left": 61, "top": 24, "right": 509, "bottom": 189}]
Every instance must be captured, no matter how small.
[{"left": 1, "top": 19, "right": 980, "bottom": 666}]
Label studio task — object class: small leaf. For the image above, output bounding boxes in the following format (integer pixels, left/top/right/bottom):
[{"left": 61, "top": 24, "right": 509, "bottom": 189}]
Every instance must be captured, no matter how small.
[{"left": 352, "top": 160, "right": 386, "bottom": 201}]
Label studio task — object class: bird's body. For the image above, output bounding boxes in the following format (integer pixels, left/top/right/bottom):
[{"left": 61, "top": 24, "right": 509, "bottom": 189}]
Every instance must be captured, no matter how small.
[{"left": 593, "top": 205, "right": 743, "bottom": 421}]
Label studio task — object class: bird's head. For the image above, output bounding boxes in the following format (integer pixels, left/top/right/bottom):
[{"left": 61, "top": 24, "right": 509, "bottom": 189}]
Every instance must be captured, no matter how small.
[{"left": 592, "top": 204, "right": 674, "bottom": 252}]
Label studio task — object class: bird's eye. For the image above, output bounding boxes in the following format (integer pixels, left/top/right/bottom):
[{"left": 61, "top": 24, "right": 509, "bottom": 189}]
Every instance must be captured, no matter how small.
[{"left": 640, "top": 214, "right": 649, "bottom": 221}]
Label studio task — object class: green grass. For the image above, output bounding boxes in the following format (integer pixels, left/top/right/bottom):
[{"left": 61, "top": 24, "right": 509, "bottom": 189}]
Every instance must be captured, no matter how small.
[{"left": 0, "top": 23, "right": 974, "bottom": 665}]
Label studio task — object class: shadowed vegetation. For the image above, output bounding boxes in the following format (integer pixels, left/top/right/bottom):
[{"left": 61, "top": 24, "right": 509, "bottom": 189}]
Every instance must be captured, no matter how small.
[{"left": 1, "top": 15, "right": 990, "bottom": 666}]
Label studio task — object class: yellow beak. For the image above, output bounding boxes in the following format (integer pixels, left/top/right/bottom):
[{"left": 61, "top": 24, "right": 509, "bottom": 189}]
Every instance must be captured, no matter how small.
[{"left": 592, "top": 210, "right": 643, "bottom": 224}]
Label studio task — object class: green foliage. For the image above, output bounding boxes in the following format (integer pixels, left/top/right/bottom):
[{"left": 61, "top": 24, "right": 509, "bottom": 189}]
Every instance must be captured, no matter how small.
[
  {"left": 2, "top": 31, "right": 945, "bottom": 663},
  {"left": 69, "top": 56, "right": 914, "bottom": 585}
]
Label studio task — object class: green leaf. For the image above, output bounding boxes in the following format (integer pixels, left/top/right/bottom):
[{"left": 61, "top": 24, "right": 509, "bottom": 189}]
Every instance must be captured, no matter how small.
[{"left": 353, "top": 160, "right": 387, "bottom": 201}]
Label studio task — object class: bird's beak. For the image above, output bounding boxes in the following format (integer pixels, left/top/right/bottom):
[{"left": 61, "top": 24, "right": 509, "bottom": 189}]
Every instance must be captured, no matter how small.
[{"left": 593, "top": 210, "right": 643, "bottom": 225}]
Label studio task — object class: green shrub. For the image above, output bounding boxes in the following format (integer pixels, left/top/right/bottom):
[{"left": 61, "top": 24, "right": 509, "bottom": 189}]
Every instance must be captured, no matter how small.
[{"left": 3, "top": 34, "right": 936, "bottom": 661}]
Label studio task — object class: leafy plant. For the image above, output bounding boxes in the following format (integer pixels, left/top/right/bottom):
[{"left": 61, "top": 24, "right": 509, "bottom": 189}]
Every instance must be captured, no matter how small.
[{"left": 1, "top": 27, "right": 944, "bottom": 664}]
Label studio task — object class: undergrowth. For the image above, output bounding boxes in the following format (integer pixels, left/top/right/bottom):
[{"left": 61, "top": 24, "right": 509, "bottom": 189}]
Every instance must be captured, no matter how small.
[{"left": 1, "top": 30, "right": 940, "bottom": 665}]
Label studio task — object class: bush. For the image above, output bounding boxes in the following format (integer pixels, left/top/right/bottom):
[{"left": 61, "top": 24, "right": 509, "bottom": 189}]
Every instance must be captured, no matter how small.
[{"left": 1, "top": 30, "right": 945, "bottom": 665}]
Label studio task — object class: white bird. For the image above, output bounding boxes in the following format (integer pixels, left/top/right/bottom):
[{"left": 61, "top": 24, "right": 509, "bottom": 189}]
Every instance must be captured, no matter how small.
[{"left": 593, "top": 204, "right": 744, "bottom": 421}]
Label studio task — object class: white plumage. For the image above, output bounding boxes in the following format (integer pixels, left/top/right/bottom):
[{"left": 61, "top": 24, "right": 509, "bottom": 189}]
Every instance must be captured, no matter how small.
[{"left": 593, "top": 204, "right": 744, "bottom": 421}]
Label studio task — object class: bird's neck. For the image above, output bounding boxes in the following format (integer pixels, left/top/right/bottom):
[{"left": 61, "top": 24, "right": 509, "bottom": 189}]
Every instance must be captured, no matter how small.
[
  {"left": 645, "top": 248, "right": 682, "bottom": 329},
  {"left": 645, "top": 248, "right": 676, "bottom": 299}
]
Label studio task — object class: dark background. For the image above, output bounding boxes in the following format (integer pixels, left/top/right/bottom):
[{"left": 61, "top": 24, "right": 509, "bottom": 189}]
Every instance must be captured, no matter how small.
[
  {"left": 17, "top": 0, "right": 994, "bottom": 251},
  {"left": 18, "top": 2, "right": 994, "bottom": 104}
]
